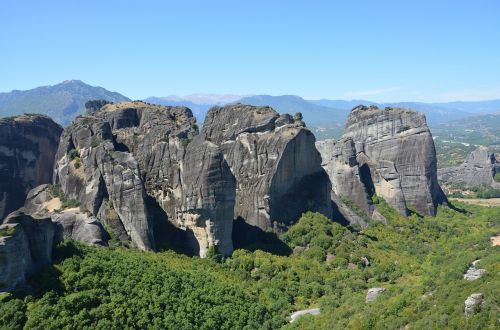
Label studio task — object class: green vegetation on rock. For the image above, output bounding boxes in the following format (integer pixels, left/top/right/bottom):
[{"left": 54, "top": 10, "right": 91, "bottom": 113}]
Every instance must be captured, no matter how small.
[{"left": 0, "top": 226, "right": 16, "bottom": 237}]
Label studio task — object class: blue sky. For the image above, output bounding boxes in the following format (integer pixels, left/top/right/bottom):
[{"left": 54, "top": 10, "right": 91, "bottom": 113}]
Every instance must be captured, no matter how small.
[{"left": 1, "top": 0, "right": 499, "bottom": 102}]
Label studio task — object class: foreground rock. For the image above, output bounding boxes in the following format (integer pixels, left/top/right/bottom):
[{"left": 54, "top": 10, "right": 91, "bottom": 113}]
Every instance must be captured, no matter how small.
[
  {"left": 0, "top": 211, "right": 54, "bottom": 290},
  {"left": 54, "top": 101, "right": 234, "bottom": 256},
  {"left": 0, "top": 115, "right": 62, "bottom": 220},
  {"left": 317, "top": 105, "right": 447, "bottom": 219},
  {"left": 203, "top": 104, "right": 332, "bottom": 233},
  {"left": 463, "top": 259, "right": 486, "bottom": 281},
  {"left": 438, "top": 146, "right": 500, "bottom": 189},
  {"left": 464, "top": 293, "right": 484, "bottom": 317},
  {"left": 366, "top": 287, "right": 386, "bottom": 302},
  {"left": 290, "top": 308, "right": 320, "bottom": 323},
  {"left": 23, "top": 184, "right": 109, "bottom": 247}
]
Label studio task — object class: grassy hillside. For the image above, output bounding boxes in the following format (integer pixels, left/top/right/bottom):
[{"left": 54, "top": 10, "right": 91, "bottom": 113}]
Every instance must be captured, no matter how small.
[
  {"left": 0, "top": 80, "right": 130, "bottom": 125},
  {"left": 1, "top": 201, "right": 498, "bottom": 329}
]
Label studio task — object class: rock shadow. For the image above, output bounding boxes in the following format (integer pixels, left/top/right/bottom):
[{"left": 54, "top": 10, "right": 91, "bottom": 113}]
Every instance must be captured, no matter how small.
[
  {"left": 232, "top": 217, "right": 292, "bottom": 256},
  {"left": 145, "top": 195, "right": 194, "bottom": 255}
]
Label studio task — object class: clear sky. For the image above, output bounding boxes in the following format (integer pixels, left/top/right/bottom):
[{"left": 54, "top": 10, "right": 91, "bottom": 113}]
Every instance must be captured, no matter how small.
[{"left": 1, "top": 0, "right": 499, "bottom": 102}]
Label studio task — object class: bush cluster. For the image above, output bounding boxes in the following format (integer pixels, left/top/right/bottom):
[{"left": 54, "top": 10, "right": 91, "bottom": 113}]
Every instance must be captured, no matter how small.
[{"left": 1, "top": 202, "right": 499, "bottom": 329}]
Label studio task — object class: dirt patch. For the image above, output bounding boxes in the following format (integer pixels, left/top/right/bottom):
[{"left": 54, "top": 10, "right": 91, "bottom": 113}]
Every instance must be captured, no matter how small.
[
  {"left": 491, "top": 235, "right": 500, "bottom": 246},
  {"left": 42, "top": 198, "right": 62, "bottom": 212},
  {"left": 62, "top": 207, "right": 81, "bottom": 213}
]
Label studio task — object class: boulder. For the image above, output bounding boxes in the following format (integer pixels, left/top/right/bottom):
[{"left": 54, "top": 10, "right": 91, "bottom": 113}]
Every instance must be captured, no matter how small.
[
  {"left": 317, "top": 105, "right": 447, "bottom": 219},
  {"left": 366, "top": 287, "right": 386, "bottom": 302},
  {"left": 0, "top": 115, "right": 62, "bottom": 220},
  {"left": 463, "top": 259, "right": 486, "bottom": 281},
  {"left": 438, "top": 146, "right": 500, "bottom": 189},
  {"left": 202, "top": 104, "right": 332, "bottom": 232},
  {"left": 464, "top": 293, "right": 483, "bottom": 317}
]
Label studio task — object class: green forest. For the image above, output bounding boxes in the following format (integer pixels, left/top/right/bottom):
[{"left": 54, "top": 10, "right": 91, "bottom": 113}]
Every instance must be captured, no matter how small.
[{"left": 1, "top": 201, "right": 499, "bottom": 330}]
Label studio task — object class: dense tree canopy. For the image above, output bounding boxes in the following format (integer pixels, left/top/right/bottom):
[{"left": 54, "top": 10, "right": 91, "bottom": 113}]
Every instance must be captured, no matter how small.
[{"left": 1, "top": 201, "right": 499, "bottom": 329}]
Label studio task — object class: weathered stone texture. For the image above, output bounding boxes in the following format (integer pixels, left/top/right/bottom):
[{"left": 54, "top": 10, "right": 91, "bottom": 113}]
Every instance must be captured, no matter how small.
[
  {"left": 0, "top": 115, "right": 62, "bottom": 220},
  {"left": 317, "top": 105, "right": 447, "bottom": 219},
  {"left": 203, "top": 104, "right": 332, "bottom": 231}
]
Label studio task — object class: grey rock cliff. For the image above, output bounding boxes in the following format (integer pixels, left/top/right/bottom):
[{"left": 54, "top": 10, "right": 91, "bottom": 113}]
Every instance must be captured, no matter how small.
[
  {"left": 317, "top": 105, "right": 447, "bottom": 218},
  {"left": 438, "top": 146, "right": 500, "bottom": 188},
  {"left": 203, "top": 104, "right": 332, "bottom": 232},
  {"left": 54, "top": 101, "right": 234, "bottom": 256},
  {"left": 0, "top": 210, "right": 54, "bottom": 290},
  {"left": 0, "top": 115, "right": 62, "bottom": 220}
]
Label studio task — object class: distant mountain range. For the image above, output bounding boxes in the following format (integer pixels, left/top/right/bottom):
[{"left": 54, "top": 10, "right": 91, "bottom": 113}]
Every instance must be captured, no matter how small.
[
  {"left": 2, "top": 80, "right": 500, "bottom": 134},
  {"left": 0, "top": 80, "right": 129, "bottom": 125}
]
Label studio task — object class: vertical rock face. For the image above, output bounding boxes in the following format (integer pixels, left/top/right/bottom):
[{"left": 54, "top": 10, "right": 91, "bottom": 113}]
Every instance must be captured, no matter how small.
[
  {"left": 54, "top": 101, "right": 235, "bottom": 256},
  {"left": 438, "top": 146, "right": 500, "bottom": 188},
  {"left": 203, "top": 104, "right": 332, "bottom": 232},
  {"left": 178, "top": 137, "right": 236, "bottom": 256},
  {"left": 0, "top": 211, "right": 55, "bottom": 290},
  {"left": 0, "top": 115, "right": 62, "bottom": 220},
  {"left": 317, "top": 105, "right": 446, "bottom": 218}
]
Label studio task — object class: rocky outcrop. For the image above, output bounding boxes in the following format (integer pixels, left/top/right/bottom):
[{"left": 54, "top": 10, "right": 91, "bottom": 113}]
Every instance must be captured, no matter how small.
[
  {"left": 290, "top": 308, "right": 320, "bottom": 323},
  {"left": 23, "top": 184, "right": 108, "bottom": 247},
  {"left": 202, "top": 104, "right": 332, "bottom": 232},
  {"left": 54, "top": 101, "right": 234, "bottom": 256},
  {"left": 438, "top": 146, "right": 500, "bottom": 188},
  {"left": 0, "top": 210, "right": 54, "bottom": 290},
  {"left": 0, "top": 115, "right": 62, "bottom": 220},
  {"left": 366, "top": 287, "right": 386, "bottom": 303},
  {"left": 463, "top": 259, "right": 486, "bottom": 281},
  {"left": 317, "top": 105, "right": 447, "bottom": 218},
  {"left": 464, "top": 293, "right": 484, "bottom": 317}
]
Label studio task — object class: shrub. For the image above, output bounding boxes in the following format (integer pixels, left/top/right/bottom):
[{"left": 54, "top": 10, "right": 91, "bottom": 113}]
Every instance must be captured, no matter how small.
[
  {"left": 90, "top": 136, "right": 102, "bottom": 148},
  {"left": 494, "top": 172, "right": 500, "bottom": 183},
  {"left": 0, "top": 226, "right": 16, "bottom": 237},
  {"left": 180, "top": 138, "right": 192, "bottom": 147},
  {"left": 68, "top": 149, "right": 79, "bottom": 160}
]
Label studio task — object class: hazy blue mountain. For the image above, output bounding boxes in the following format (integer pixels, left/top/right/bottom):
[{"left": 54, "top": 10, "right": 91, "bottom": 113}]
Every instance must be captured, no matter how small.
[
  {"left": 0, "top": 80, "right": 130, "bottom": 125},
  {"left": 379, "top": 102, "right": 472, "bottom": 124},
  {"left": 144, "top": 94, "right": 244, "bottom": 123},
  {"left": 427, "top": 99, "right": 500, "bottom": 113},
  {"left": 237, "top": 95, "right": 350, "bottom": 127},
  {"left": 309, "top": 99, "right": 376, "bottom": 109}
]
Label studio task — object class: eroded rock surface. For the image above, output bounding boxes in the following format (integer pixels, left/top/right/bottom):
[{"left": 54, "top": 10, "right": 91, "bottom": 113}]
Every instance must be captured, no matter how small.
[
  {"left": 203, "top": 104, "right": 332, "bottom": 232},
  {"left": 317, "top": 105, "right": 447, "bottom": 219},
  {"left": 0, "top": 210, "right": 54, "bottom": 290},
  {"left": 54, "top": 101, "right": 234, "bottom": 256},
  {"left": 0, "top": 115, "right": 62, "bottom": 220},
  {"left": 438, "top": 146, "right": 500, "bottom": 189},
  {"left": 463, "top": 259, "right": 486, "bottom": 281},
  {"left": 464, "top": 293, "right": 484, "bottom": 317}
]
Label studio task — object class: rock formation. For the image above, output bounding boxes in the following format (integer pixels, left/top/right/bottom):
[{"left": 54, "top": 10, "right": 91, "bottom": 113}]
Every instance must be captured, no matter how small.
[
  {"left": 0, "top": 210, "right": 54, "bottom": 290},
  {"left": 202, "top": 104, "right": 332, "bottom": 233},
  {"left": 464, "top": 293, "right": 484, "bottom": 317},
  {"left": 23, "top": 184, "right": 109, "bottom": 247},
  {"left": 438, "top": 146, "right": 500, "bottom": 188},
  {"left": 0, "top": 114, "right": 62, "bottom": 220},
  {"left": 53, "top": 101, "right": 235, "bottom": 256},
  {"left": 366, "top": 287, "right": 386, "bottom": 303},
  {"left": 317, "top": 105, "right": 447, "bottom": 218},
  {"left": 463, "top": 259, "right": 486, "bottom": 281}
]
